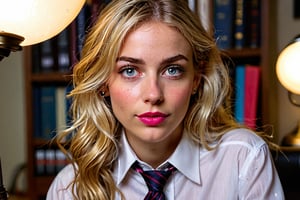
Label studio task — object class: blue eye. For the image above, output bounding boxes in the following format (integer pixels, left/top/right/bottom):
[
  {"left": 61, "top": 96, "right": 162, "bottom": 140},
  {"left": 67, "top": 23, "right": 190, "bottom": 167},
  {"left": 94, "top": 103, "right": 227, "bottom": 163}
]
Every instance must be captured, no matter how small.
[
  {"left": 120, "top": 67, "right": 138, "bottom": 78},
  {"left": 164, "top": 65, "right": 184, "bottom": 78},
  {"left": 167, "top": 67, "right": 179, "bottom": 75}
]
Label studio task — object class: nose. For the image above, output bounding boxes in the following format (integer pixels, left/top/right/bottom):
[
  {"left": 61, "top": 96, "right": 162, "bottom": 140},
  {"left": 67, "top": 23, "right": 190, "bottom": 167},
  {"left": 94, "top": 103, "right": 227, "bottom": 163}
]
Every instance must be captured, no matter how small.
[{"left": 143, "top": 76, "right": 164, "bottom": 105}]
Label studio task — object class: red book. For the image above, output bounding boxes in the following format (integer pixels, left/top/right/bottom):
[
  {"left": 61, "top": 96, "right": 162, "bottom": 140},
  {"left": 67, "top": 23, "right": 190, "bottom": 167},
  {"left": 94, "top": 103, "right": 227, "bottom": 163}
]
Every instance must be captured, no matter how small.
[{"left": 244, "top": 65, "right": 261, "bottom": 129}]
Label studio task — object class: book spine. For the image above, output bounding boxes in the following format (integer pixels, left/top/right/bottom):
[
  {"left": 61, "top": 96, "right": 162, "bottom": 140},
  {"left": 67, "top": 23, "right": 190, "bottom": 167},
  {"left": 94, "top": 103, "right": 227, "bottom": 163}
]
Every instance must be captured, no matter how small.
[
  {"left": 234, "top": 0, "right": 246, "bottom": 49},
  {"left": 234, "top": 65, "right": 245, "bottom": 124},
  {"left": 45, "top": 149, "right": 56, "bottom": 175},
  {"left": 40, "top": 86, "right": 57, "bottom": 139},
  {"left": 214, "top": 0, "right": 234, "bottom": 49},
  {"left": 34, "top": 86, "right": 72, "bottom": 140},
  {"left": 248, "top": 0, "right": 261, "bottom": 48},
  {"left": 33, "top": 87, "right": 41, "bottom": 138},
  {"left": 55, "top": 149, "right": 68, "bottom": 173},
  {"left": 76, "top": 4, "right": 92, "bottom": 59},
  {"left": 35, "top": 149, "right": 46, "bottom": 176},
  {"left": 244, "top": 65, "right": 261, "bottom": 129},
  {"left": 69, "top": 20, "right": 78, "bottom": 68},
  {"left": 39, "top": 39, "right": 56, "bottom": 72},
  {"left": 56, "top": 86, "right": 67, "bottom": 135},
  {"left": 56, "top": 28, "right": 71, "bottom": 72},
  {"left": 31, "top": 44, "right": 41, "bottom": 73},
  {"left": 64, "top": 85, "right": 74, "bottom": 141}
]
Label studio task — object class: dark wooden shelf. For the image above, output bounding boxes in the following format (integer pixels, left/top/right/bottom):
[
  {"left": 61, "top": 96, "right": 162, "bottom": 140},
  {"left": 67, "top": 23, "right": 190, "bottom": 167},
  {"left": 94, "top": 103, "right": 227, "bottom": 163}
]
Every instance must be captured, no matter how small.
[
  {"left": 33, "top": 176, "right": 55, "bottom": 197},
  {"left": 31, "top": 72, "right": 72, "bottom": 83},
  {"left": 32, "top": 138, "right": 53, "bottom": 147},
  {"left": 224, "top": 48, "right": 261, "bottom": 58}
]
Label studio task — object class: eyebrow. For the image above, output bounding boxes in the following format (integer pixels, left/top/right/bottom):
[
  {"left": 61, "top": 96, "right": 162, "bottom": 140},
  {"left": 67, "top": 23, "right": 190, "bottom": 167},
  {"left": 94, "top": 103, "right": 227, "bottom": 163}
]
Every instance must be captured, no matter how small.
[{"left": 116, "top": 54, "right": 189, "bottom": 65}]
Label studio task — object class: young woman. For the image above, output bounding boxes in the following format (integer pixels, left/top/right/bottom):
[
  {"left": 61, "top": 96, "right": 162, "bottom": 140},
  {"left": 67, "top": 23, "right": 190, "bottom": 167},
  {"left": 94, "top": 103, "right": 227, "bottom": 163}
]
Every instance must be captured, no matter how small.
[{"left": 47, "top": 0, "right": 284, "bottom": 199}]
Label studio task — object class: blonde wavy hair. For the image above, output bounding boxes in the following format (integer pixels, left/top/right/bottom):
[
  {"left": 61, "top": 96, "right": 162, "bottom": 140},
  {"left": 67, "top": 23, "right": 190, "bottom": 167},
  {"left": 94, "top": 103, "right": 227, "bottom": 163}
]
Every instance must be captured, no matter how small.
[{"left": 56, "top": 0, "right": 242, "bottom": 199}]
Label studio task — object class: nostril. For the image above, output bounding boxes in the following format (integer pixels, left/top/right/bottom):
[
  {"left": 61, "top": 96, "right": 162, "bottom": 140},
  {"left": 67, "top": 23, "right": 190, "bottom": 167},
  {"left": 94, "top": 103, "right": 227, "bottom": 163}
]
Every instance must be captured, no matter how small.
[{"left": 144, "top": 90, "right": 164, "bottom": 104}]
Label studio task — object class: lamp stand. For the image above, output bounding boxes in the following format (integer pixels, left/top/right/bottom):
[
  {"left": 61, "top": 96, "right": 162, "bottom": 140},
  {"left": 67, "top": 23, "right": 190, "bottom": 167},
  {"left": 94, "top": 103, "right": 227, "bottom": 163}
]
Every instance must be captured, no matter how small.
[
  {"left": 0, "top": 159, "right": 8, "bottom": 200},
  {"left": 282, "top": 120, "right": 300, "bottom": 146},
  {"left": 0, "top": 32, "right": 24, "bottom": 61}
]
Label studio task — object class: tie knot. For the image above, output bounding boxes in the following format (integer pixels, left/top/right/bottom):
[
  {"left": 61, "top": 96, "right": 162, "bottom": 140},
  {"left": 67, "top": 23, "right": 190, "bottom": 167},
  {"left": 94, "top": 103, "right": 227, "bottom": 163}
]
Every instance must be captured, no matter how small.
[{"left": 132, "top": 162, "right": 176, "bottom": 193}]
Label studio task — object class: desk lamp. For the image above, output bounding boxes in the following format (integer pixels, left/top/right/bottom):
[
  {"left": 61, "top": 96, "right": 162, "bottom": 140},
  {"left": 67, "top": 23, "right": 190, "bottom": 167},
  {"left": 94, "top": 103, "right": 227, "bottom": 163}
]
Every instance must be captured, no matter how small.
[
  {"left": 0, "top": 0, "right": 85, "bottom": 60},
  {"left": 276, "top": 34, "right": 300, "bottom": 146}
]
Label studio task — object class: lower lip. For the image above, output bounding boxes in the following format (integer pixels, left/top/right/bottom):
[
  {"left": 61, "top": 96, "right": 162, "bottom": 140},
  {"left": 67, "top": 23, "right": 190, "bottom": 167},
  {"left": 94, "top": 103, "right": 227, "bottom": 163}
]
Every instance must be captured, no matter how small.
[{"left": 138, "top": 116, "right": 166, "bottom": 126}]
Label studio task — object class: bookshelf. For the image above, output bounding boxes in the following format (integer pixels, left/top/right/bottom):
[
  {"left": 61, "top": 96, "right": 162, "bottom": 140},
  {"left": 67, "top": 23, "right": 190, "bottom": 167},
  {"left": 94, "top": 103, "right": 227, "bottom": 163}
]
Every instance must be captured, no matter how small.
[
  {"left": 23, "top": 1, "right": 106, "bottom": 199},
  {"left": 24, "top": 45, "right": 72, "bottom": 199},
  {"left": 23, "top": 0, "right": 274, "bottom": 199},
  {"left": 209, "top": 0, "right": 273, "bottom": 129}
]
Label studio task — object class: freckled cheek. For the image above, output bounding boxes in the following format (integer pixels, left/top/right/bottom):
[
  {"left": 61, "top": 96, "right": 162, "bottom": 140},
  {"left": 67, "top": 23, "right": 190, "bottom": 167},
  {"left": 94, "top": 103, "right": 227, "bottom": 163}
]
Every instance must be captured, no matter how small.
[
  {"left": 167, "top": 87, "right": 193, "bottom": 108},
  {"left": 109, "top": 87, "right": 139, "bottom": 109}
]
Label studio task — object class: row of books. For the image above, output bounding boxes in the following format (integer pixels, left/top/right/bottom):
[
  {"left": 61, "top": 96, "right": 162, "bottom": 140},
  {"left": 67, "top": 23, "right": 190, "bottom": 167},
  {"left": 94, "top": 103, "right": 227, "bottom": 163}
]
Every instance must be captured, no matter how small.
[
  {"left": 31, "top": 28, "right": 72, "bottom": 73},
  {"left": 31, "top": 0, "right": 109, "bottom": 73},
  {"left": 35, "top": 148, "right": 69, "bottom": 176},
  {"left": 214, "top": 0, "right": 261, "bottom": 49},
  {"left": 33, "top": 85, "right": 72, "bottom": 140},
  {"left": 234, "top": 64, "right": 261, "bottom": 129}
]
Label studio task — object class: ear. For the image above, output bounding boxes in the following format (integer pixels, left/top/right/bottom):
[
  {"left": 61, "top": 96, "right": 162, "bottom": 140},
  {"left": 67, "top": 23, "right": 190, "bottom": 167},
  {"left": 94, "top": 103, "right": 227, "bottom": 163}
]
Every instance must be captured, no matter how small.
[{"left": 99, "top": 84, "right": 110, "bottom": 97}]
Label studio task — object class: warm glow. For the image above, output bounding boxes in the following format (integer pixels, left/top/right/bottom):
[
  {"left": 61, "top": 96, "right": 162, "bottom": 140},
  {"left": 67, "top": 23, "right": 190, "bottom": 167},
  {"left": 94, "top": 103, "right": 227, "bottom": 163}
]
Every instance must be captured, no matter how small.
[
  {"left": 0, "top": 0, "right": 85, "bottom": 46},
  {"left": 276, "top": 40, "right": 300, "bottom": 94}
]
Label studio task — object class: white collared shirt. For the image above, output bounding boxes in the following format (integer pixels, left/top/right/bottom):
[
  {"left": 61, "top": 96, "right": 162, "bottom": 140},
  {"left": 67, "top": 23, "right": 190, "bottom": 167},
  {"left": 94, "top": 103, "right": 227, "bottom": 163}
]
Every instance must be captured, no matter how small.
[{"left": 47, "top": 128, "right": 284, "bottom": 200}]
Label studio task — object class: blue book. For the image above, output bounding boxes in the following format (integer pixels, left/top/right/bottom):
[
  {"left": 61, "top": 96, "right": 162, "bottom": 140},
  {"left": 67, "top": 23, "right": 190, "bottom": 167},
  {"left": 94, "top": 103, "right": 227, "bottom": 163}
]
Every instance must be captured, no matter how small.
[
  {"left": 40, "top": 86, "right": 56, "bottom": 139},
  {"left": 214, "top": 0, "right": 234, "bottom": 49},
  {"left": 64, "top": 84, "right": 74, "bottom": 141},
  {"left": 56, "top": 28, "right": 70, "bottom": 72},
  {"left": 65, "top": 84, "right": 73, "bottom": 128},
  {"left": 76, "top": 3, "right": 92, "bottom": 59},
  {"left": 234, "top": 0, "right": 246, "bottom": 49},
  {"left": 39, "top": 39, "right": 55, "bottom": 72},
  {"left": 33, "top": 87, "right": 41, "bottom": 138},
  {"left": 234, "top": 65, "right": 245, "bottom": 124}
]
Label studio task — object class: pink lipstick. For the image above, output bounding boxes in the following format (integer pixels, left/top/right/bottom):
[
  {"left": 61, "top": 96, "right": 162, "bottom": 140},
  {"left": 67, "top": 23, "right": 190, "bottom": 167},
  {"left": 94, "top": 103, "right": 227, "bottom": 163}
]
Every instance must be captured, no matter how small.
[{"left": 137, "top": 112, "right": 168, "bottom": 126}]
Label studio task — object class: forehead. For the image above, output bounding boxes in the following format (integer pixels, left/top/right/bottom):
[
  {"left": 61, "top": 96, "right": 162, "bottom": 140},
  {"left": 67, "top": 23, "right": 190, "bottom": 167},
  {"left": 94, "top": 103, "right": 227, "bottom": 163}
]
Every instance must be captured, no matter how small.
[{"left": 119, "top": 21, "right": 192, "bottom": 57}]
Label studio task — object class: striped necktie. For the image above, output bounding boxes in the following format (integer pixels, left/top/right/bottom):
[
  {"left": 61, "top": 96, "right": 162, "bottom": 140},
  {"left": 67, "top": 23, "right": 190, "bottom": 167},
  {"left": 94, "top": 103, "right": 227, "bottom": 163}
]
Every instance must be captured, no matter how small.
[{"left": 132, "top": 162, "right": 176, "bottom": 200}]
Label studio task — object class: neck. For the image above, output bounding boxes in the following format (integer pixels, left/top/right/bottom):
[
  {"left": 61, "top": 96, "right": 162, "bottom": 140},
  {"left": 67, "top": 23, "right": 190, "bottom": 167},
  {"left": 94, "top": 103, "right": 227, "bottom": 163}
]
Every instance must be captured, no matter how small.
[{"left": 126, "top": 127, "right": 183, "bottom": 169}]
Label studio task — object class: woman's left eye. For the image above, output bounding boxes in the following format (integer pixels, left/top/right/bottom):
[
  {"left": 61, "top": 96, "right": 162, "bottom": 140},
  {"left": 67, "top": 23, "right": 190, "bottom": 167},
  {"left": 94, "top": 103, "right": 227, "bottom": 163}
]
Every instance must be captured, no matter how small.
[{"left": 163, "top": 65, "right": 184, "bottom": 78}]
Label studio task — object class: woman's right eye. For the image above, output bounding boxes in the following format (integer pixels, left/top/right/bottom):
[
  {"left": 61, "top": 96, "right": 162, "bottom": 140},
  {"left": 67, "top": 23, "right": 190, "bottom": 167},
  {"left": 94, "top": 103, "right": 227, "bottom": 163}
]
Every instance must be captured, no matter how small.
[{"left": 119, "top": 66, "right": 139, "bottom": 79}]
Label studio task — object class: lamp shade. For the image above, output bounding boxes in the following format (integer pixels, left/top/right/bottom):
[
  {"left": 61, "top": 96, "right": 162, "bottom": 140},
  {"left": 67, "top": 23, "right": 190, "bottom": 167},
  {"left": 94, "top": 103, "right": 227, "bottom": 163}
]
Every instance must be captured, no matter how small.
[
  {"left": 0, "top": 0, "right": 85, "bottom": 46},
  {"left": 276, "top": 36, "right": 300, "bottom": 95}
]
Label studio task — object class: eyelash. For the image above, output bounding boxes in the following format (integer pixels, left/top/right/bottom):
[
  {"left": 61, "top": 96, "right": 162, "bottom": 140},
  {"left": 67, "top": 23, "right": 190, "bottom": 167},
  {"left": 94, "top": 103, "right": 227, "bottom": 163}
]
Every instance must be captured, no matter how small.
[{"left": 118, "top": 64, "right": 185, "bottom": 80}]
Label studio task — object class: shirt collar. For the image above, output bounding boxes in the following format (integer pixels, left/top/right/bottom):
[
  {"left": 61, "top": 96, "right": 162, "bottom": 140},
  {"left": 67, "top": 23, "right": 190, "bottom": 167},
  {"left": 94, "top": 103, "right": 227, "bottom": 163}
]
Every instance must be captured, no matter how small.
[
  {"left": 114, "top": 130, "right": 201, "bottom": 185},
  {"left": 168, "top": 131, "right": 201, "bottom": 184},
  {"left": 114, "top": 131, "right": 137, "bottom": 185}
]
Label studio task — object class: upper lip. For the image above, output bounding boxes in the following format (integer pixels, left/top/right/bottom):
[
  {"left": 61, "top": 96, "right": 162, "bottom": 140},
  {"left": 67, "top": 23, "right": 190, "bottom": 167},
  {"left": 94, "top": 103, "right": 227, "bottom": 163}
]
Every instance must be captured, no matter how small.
[{"left": 137, "top": 112, "right": 168, "bottom": 118}]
